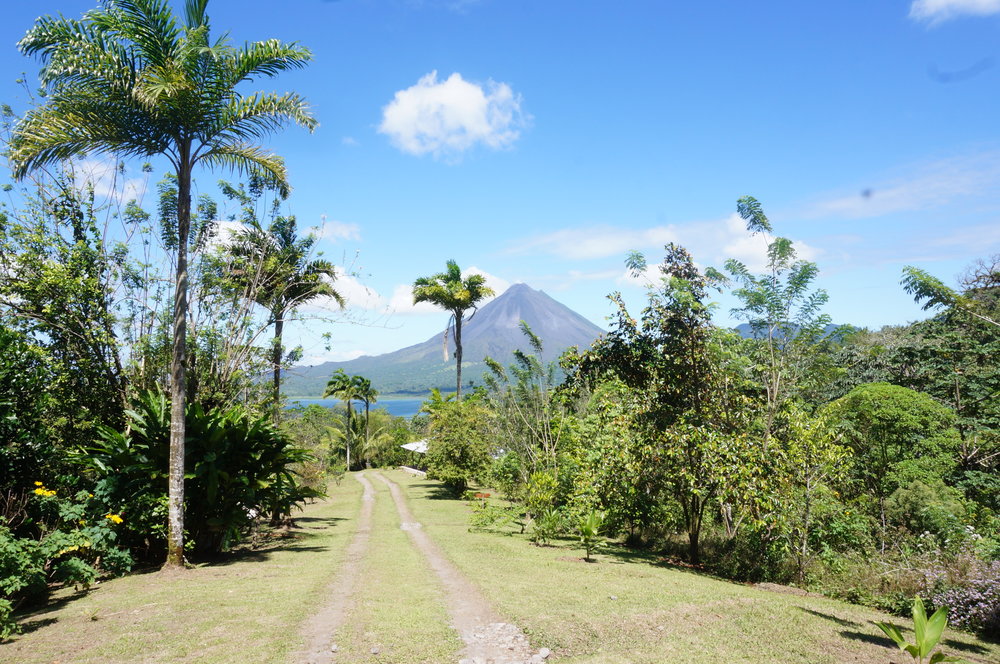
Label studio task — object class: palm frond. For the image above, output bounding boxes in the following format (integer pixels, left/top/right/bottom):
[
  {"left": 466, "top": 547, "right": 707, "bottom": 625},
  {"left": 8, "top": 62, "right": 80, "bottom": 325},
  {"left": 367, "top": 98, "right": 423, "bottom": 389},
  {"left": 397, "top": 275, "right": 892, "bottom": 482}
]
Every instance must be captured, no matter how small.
[
  {"left": 10, "top": 100, "right": 171, "bottom": 178},
  {"left": 107, "top": 0, "right": 184, "bottom": 69},
  {"left": 198, "top": 143, "right": 290, "bottom": 198},
  {"left": 229, "top": 39, "right": 313, "bottom": 84},
  {"left": 206, "top": 92, "right": 316, "bottom": 144}
]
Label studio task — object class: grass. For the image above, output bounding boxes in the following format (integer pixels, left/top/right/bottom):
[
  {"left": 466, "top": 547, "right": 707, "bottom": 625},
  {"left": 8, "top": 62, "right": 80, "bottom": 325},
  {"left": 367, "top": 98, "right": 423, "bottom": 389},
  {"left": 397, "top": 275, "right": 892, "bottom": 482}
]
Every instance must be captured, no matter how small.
[
  {"left": 390, "top": 470, "right": 1000, "bottom": 664},
  {"left": 3, "top": 477, "right": 364, "bottom": 664}
]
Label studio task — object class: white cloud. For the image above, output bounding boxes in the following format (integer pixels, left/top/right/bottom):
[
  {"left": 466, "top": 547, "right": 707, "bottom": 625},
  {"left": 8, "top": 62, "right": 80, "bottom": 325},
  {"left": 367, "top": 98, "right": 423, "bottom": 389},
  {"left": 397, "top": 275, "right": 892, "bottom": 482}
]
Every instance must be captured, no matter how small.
[
  {"left": 615, "top": 265, "right": 661, "bottom": 288},
  {"left": 510, "top": 225, "right": 678, "bottom": 260},
  {"left": 71, "top": 158, "right": 146, "bottom": 204},
  {"left": 311, "top": 218, "right": 361, "bottom": 242},
  {"left": 379, "top": 71, "right": 527, "bottom": 158},
  {"left": 801, "top": 151, "right": 1000, "bottom": 220},
  {"left": 324, "top": 273, "right": 384, "bottom": 312},
  {"left": 910, "top": 0, "right": 1000, "bottom": 22},
  {"left": 463, "top": 266, "right": 511, "bottom": 297},
  {"left": 388, "top": 283, "right": 441, "bottom": 315},
  {"left": 385, "top": 266, "right": 510, "bottom": 316},
  {"left": 514, "top": 214, "right": 820, "bottom": 276}
]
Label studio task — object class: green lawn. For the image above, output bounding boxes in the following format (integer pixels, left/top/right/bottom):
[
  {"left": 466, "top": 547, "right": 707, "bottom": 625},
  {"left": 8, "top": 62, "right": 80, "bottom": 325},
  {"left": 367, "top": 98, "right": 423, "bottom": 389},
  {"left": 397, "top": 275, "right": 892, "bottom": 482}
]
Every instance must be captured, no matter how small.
[{"left": 389, "top": 470, "right": 1000, "bottom": 664}]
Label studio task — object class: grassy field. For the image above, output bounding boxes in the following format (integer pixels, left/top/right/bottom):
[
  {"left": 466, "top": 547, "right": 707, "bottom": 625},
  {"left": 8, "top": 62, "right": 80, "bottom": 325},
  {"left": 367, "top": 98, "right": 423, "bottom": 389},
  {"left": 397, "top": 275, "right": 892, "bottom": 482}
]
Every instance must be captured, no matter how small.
[
  {"left": 3, "top": 477, "right": 364, "bottom": 664},
  {"left": 390, "top": 470, "right": 1000, "bottom": 664},
  {"left": 4, "top": 470, "right": 999, "bottom": 664}
]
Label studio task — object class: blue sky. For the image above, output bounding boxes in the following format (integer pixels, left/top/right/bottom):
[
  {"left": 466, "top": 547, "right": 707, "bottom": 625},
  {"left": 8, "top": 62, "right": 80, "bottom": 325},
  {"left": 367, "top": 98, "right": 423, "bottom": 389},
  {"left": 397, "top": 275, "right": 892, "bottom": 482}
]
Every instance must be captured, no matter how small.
[{"left": 3, "top": 0, "right": 1000, "bottom": 363}]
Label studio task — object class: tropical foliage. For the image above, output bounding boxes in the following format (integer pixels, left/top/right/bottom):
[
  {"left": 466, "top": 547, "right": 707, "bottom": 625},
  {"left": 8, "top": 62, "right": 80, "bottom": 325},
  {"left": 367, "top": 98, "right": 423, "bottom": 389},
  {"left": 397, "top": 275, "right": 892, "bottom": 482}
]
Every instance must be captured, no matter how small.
[{"left": 11, "top": 0, "right": 316, "bottom": 566}]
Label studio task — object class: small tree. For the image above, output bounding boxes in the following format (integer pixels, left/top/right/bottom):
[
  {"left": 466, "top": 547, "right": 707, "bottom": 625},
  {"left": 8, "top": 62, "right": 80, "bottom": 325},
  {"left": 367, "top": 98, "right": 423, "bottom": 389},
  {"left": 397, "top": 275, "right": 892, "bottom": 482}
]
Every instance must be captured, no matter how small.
[
  {"left": 323, "top": 370, "right": 365, "bottom": 470},
  {"left": 577, "top": 510, "right": 605, "bottom": 562},
  {"left": 722, "top": 196, "right": 834, "bottom": 441},
  {"left": 425, "top": 398, "right": 492, "bottom": 495},
  {"left": 230, "top": 212, "right": 344, "bottom": 420},
  {"left": 823, "top": 383, "right": 960, "bottom": 551}
]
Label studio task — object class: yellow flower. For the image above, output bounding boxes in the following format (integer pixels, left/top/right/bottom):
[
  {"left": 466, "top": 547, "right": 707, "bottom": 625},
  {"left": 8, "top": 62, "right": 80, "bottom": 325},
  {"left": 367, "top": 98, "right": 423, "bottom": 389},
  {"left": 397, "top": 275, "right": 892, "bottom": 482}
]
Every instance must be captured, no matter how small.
[
  {"left": 57, "top": 545, "right": 80, "bottom": 556},
  {"left": 105, "top": 513, "right": 123, "bottom": 524},
  {"left": 34, "top": 481, "right": 43, "bottom": 486},
  {"left": 33, "top": 487, "right": 56, "bottom": 497}
]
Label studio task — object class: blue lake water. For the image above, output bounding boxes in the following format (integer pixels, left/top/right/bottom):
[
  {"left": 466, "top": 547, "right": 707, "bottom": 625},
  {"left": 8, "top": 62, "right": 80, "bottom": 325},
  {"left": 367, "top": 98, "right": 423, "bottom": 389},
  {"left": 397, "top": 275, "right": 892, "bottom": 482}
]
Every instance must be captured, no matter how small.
[{"left": 287, "top": 397, "right": 425, "bottom": 419}]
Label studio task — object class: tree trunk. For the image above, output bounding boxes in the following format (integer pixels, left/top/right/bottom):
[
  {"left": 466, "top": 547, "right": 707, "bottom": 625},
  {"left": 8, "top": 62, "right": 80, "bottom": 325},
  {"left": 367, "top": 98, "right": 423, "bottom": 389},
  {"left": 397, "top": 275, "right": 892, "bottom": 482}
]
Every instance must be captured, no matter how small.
[
  {"left": 272, "top": 313, "right": 284, "bottom": 421},
  {"left": 166, "top": 153, "right": 192, "bottom": 569},
  {"left": 455, "top": 314, "right": 463, "bottom": 399},
  {"left": 688, "top": 528, "right": 700, "bottom": 566},
  {"left": 798, "top": 479, "right": 813, "bottom": 585},
  {"left": 364, "top": 401, "right": 370, "bottom": 468},
  {"left": 345, "top": 401, "right": 353, "bottom": 471}
]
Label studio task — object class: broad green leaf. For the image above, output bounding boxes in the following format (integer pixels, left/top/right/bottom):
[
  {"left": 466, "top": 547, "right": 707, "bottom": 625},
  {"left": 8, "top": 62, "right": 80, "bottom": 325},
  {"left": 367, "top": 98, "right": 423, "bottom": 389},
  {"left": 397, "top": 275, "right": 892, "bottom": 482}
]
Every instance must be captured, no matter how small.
[
  {"left": 928, "top": 653, "right": 960, "bottom": 664},
  {"left": 913, "top": 597, "right": 927, "bottom": 647},
  {"left": 922, "top": 607, "right": 949, "bottom": 656},
  {"left": 874, "top": 621, "right": 906, "bottom": 648}
]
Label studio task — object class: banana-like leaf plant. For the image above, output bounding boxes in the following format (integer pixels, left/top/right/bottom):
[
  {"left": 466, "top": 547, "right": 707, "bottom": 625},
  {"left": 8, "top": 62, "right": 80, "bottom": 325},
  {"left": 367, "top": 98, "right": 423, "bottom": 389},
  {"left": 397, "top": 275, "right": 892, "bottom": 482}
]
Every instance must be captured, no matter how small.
[{"left": 873, "top": 597, "right": 960, "bottom": 664}]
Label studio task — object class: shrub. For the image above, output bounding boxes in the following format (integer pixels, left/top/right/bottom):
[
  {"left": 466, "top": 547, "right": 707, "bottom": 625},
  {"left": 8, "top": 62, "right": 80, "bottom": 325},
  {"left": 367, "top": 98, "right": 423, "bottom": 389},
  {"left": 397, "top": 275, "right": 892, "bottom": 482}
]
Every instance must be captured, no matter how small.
[
  {"left": 425, "top": 399, "right": 491, "bottom": 496},
  {"left": 874, "top": 596, "right": 958, "bottom": 664},
  {"left": 0, "top": 486, "right": 133, "bottom": 631},
  {"left": 930, "top": 559, "right": 1000, "bottom": 638},
  {"left": 0, "top": 598, "right": 16, "bottom": 641},
  {"left": 468, "top": 501, "right": 523, "bottom": 533},
  {"left": 525, "top": 471, "right": 559, "bottom": 518},
  {"left": 79, "top": 390, "right": 319, "bottom": 557},
  {"left": 529, "top": 507, "right": 563, "bottom": 546},
  {"left": 887, "top": 480, "right": 967, "bottom": 545}
]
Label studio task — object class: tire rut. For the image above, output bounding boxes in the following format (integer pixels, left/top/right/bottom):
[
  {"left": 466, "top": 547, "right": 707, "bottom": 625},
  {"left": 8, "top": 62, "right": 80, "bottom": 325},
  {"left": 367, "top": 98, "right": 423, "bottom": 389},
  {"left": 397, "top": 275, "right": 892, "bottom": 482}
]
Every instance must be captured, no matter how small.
[
  {"left": 373, "top": 472, "right": 548, "bottom": 664},
  {"left": 299, "top": 472, "right": 376, "bottom": 664}
]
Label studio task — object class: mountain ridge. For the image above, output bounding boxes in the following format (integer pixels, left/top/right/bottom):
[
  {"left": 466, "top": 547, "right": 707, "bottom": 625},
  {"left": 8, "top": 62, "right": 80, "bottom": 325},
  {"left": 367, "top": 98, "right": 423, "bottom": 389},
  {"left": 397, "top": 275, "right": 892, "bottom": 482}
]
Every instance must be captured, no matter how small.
[{"left": 283, "top": 284, "right": 606, "bottom": 396}]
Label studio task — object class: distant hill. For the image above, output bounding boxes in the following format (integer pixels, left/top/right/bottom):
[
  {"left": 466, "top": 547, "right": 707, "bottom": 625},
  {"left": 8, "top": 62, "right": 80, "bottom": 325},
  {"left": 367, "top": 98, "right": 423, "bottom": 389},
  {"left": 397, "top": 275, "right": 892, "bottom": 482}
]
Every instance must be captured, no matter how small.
[
  {"left": 283, "top": 284, "right": 606, "bottom": 396},
  {"left": 734, "top": 322, "right": 854, "bottom": 339}
]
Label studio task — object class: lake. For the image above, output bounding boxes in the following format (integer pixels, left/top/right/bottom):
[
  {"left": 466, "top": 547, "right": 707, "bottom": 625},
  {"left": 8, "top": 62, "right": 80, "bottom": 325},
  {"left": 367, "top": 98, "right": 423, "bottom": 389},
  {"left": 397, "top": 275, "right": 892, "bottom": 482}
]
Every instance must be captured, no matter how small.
[{"left": 286, "top": 397, "right": 425, "bottom": 419}]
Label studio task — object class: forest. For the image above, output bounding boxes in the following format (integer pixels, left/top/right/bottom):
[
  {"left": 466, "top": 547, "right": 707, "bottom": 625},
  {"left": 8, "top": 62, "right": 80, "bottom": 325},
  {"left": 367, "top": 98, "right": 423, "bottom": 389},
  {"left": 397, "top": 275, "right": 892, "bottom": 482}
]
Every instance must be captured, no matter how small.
[{"left": 0, "top": 0, "right": 997, "bottom": 655}]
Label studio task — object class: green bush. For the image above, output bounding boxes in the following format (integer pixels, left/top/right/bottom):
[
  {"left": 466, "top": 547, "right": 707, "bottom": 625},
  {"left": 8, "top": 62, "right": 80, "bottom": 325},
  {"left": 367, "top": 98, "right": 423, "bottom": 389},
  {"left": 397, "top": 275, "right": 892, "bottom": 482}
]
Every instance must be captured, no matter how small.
[
  {"left": 529, "top": 507, "right": 563, "bottom": 546},
  {"left": 577, "top": 510, "right": 605, "bottom": 561},
  {"left": 887, "top": 480, "right": 967, "bottom": 544},
  {"left": 0, "top": 598, "right": 16, "bottom": 642},
  {"left": 425, "top": 399, "right": 491, "bottom": 496},
  {"left": 468, "top": 501, "right": 523, "bottom": 533},
  {"left": 0, "top": 485, "right": 133, "bottom": 632},
  {"left": 79, "top": 390, "right": 320, "bottom": 557}
]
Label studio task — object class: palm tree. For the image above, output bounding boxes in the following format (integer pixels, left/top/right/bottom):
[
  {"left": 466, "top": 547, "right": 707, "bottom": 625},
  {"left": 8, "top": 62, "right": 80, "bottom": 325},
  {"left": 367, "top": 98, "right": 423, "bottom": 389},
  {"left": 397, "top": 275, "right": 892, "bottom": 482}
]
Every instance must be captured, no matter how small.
[
  {"left": 230, "top": 215, "right": 343, "bottom": 419},
  {"left": 11, "top": 0, "right": 316, "bottom": 567},
  {"left": 353, "top": 376, "right": 378, "bottom": 467},
  {"left": 412, "top": 260, "right": 494, "bottom": 399},
  {"left": 323, "top": 369, "right": 362, "bottom": 471}
]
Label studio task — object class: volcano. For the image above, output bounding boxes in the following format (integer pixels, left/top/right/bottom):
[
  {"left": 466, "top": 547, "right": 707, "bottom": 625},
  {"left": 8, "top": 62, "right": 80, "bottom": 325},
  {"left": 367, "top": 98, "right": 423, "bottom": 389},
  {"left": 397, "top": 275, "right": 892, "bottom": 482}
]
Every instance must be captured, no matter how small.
[{"left": 283, "top": 283, "right": 605, "bottom": 396}]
